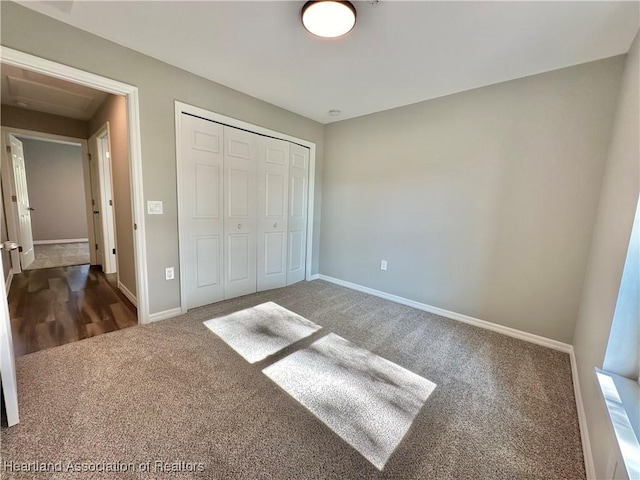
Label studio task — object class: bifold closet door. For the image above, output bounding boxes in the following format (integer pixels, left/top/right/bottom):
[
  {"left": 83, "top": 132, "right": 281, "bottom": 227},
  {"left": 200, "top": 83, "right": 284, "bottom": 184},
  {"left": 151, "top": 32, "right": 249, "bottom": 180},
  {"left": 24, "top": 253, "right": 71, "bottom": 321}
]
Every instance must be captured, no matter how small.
[
  {"left": 257, "top": 137, "right": 289, "bottom": 291},
  {"left": 180, "top": 114, "right": 224, "bottom": 309},
  {"left": 287, "top": 144, "right": 310, "bottom": 285},
  {"left": 223, "top": 126, "right": 258, "bottom": 300}
]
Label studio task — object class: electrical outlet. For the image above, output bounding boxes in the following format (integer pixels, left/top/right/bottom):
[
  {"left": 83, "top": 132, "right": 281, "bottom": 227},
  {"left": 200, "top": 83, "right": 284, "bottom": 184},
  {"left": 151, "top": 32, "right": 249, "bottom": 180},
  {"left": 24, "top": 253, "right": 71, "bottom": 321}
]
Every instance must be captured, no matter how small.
[
  {"left": 165, "top": 267, "right": 174, "bottom": 280},
  {"left": 380, "top": 260, "right": 388, "bottom": 271}
]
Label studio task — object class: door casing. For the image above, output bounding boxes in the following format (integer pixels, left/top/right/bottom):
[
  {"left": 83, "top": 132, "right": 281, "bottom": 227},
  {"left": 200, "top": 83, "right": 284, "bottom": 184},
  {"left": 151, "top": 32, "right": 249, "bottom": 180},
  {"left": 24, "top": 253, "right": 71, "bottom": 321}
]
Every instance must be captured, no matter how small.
[
  {"left": 0, "top": 45, "right": 148, "bottom": 325},
  {"left": 88, "top": 123, "right": 118, "bottom": 275}
]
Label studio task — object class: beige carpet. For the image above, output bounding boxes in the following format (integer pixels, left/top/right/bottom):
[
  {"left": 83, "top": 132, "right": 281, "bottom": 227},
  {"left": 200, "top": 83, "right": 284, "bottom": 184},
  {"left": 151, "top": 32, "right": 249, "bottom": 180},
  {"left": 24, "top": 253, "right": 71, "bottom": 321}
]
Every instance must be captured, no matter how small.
[
  {"left": 1, "top": 280, "right": 585, "bottom": 479},
  {"left": 203, "top": 301, "right": 321, "bottom": 363},
  {"left": 25, "top": 242, "right": 90, "bottom": 270},
  {"left": 264, "top": 332, "right": 437, "bottom": 470}
]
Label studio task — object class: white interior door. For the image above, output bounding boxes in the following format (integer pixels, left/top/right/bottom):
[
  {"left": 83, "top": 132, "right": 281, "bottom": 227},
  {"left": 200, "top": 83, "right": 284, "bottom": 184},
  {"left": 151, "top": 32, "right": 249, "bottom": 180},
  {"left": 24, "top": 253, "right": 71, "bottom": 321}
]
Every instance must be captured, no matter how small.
[
  {"left": 98, "top": 132, "right": 117, "bottom": 274},
  {"left": 287, "top": 144, "right": 309, "bottom": 285},
  {"left": 257, "top": 137, "right": 289, "bottom": 291},
  {"left": 0, "top": 191, "right": 19, "bottom": 426},
  {"left": 9, "top": 135, "right": 35, "bottom": 270},
  {"left": 88, "top": 135, "right": 105, "bottom": 268},
  {"left": 180, "top": 114, "right": 224, "bottom": 309},
  {"left": 223, "top": 126, "right": 258, "bottom": 300}
]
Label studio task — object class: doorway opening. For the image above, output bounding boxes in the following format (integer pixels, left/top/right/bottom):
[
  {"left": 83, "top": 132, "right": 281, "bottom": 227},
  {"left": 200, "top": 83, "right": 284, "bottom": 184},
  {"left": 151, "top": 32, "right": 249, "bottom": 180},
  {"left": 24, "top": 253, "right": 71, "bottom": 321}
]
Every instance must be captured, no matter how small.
[
  {"left": 4, "top": 134, "right": 90, "bottom": 272},
  {"left": 1, "top": 125, "right": 138, "bottom": 356},
  {"left": 0, "top": 46, "right": 148, "bottom": 427}
]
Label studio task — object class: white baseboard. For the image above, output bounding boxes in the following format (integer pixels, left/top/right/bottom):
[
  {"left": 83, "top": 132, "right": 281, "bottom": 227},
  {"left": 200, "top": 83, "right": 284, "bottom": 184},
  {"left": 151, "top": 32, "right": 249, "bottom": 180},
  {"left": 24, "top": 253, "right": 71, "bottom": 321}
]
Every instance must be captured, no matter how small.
[
  {"left": 307, "top": 274, "right": 320, "bottom": 281},
  {"left": 570, "top": 348, "right": 596, "bottom": 479},
  {"left": 147, "top": 307, "right": 182, "bottom": 324},
  {"left": 316, "top": 274, "right": 572, "bottom": 353},
  {"left": 117, "top": 280, "right": 137, "bottom": 307},
  {"left": 5, "top": 269, "right": 13, "bottom": 295},
  {"left": 33, "top": 238, "right": 89, "bottom": 245}
]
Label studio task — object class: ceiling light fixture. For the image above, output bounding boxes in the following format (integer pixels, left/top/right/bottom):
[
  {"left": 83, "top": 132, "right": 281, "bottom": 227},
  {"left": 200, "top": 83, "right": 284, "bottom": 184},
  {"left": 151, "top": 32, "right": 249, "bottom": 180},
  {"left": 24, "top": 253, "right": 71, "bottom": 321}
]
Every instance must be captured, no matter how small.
[
  {"left": 302, "top": 1, "right": 357, "bottom": 38},
  {"left": 329, "top": 109, "right": 341, "bottom": 116}
]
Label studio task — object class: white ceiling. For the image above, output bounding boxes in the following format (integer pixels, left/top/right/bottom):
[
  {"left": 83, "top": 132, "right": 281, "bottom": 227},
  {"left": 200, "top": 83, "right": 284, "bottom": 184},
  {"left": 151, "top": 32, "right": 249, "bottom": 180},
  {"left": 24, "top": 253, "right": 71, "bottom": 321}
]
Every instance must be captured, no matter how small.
[
  {"left": 1, "top": 62, "right": 108, "bottom": 120},
  {"left": 18, "top": 1, "right": 640, "bottom": 124}
]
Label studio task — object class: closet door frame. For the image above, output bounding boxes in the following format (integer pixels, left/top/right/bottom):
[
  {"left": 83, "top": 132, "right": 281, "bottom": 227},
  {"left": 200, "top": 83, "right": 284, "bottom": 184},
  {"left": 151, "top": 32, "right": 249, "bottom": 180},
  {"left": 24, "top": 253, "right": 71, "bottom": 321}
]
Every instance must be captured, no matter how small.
[{"left": 175, "top": 101, "right": 316, "bottom": 314}]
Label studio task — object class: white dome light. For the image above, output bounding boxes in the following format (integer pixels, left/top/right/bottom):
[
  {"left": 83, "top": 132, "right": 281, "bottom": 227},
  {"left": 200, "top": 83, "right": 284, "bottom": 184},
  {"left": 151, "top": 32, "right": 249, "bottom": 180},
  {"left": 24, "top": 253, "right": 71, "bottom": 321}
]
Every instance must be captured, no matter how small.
[{"left": 302, "top": 1, "right": 357, "bottom": 39}]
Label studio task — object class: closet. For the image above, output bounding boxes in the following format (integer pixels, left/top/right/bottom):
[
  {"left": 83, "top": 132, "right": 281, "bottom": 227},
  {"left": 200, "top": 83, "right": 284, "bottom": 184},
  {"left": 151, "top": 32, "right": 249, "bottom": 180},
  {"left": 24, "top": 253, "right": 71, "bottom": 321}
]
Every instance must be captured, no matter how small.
[{"left": 179, "top": 113, "right": 309, "bottom": 310}]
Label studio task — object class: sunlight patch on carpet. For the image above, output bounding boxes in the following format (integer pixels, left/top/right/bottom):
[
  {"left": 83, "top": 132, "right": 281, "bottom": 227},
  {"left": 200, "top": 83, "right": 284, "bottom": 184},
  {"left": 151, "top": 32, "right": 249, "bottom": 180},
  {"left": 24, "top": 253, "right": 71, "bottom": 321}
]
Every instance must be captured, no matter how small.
[
  {"left": 263, "top": 333, "right": 436, "bottom": 469},
  {"left": 203, "top": 302, "right": 321, "bottom": 363}
]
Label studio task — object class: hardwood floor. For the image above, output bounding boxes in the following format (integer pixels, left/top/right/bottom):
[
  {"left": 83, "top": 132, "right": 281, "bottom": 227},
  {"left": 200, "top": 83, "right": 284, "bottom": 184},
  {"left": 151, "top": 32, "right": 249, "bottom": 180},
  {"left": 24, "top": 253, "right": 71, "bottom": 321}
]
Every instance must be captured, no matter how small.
[{"left": 8, "top": 265, "right": 137, "bottom": 356}]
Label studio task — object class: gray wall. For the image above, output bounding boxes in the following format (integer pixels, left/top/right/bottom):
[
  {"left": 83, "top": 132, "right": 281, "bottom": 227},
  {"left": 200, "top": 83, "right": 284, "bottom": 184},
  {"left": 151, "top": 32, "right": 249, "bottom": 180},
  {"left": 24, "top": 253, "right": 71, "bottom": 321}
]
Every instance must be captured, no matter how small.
[
  {"left": 89, "top": 95, "right": 136, "bottom": 297},
  {"left": 21, "top": 138, "right": 88, "bottom": 241},
  {"left": 0, "top": 2, "right": 324, "bottom": 315},
  {"left": 573, "top": 31, "right": 639, "bottom": 479},
  {"left": 1, "top": 104, "right": 89, "bottom": 138},
  {"left": 321, "top": 56, "right": 624, "bottom": 344}
]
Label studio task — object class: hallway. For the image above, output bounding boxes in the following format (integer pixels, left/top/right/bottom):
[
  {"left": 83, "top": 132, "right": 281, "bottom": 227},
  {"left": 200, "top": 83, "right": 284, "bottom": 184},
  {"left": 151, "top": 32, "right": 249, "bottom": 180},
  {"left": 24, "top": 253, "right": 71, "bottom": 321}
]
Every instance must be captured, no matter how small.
[
  {"left": 8, "top": 264, "right": 137, "bottom": 356},
  {"left": 24, "top": 242, "right": 90, "bottom": 270}
]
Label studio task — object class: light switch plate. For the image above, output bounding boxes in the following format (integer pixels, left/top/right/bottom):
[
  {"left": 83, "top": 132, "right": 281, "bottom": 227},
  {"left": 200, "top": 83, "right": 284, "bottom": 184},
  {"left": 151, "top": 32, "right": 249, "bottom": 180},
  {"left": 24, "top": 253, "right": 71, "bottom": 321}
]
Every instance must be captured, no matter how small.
[
  {"left": 147, "top": 200, "right": 163, "bottom": 215},
  {"left": 165, "top": 267, "right": 174, "bottom": 280}
]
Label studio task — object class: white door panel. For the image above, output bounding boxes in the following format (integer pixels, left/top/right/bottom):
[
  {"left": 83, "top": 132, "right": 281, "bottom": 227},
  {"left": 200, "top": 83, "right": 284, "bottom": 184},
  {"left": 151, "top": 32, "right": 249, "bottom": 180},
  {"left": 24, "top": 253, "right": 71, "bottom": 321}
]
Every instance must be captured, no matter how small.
[
  {"left": 264, "top": 231, "right": 286, "bottom": 275},
  {"left": 88, "top": 127, "right": 117, "bottom": 274},
  {"left": 193, "top": 130, "right": 220, "bottom": 153},
  {"left": 288, "top": 230, "right": 304, "bottom": 272},
  {"left": 228, "top": 168, "right": 250, "bottom": 217},
  {"left": 194, "top": 164, "right": 221, "bottom": 217},
  {"left": 266, "top": 146, "right": 286, "bottom": 165},
  {"left": 257, "top": 137, "right": 289, "bottom": 291},
  {"left": 179, "top": 114, "right": 310, "bottom": 308},
  {"left": 223, "top": 126, "right": 258, "bottom": 299},
  {"left": 98, "top": 133, "right": 117, "bottom": 273},
  {"left": 290, "top": 176, "right": 306, "bottom": 217},
  {"left": 228, "top": 234, "right": 250, "bottom": 281},
  {"left": 290, "top": 148, "right": 308, "bottom": 170},
  {"left": 195, "top": 235, "right": 221, "bottom": 287},
  {"left": 0, "top": 186, "right": 19, "bottom": 426},
  {"left": 180, "top": 114, "right": 224, "bottom": 308},
  {"left": 88, "top": 135, "right": 104, "bottom": 268},
  {"left": 287, "top": 144, "right": 309, "bottom": 285},
  {"left": 228, "top": 138, "right": 251, "bottom": 159},
  {"left": 9, "top": 135, "right": 35, "bottom": 269},
  {"left": 266, "top": 173, "right": 286, "bottom": 216}
]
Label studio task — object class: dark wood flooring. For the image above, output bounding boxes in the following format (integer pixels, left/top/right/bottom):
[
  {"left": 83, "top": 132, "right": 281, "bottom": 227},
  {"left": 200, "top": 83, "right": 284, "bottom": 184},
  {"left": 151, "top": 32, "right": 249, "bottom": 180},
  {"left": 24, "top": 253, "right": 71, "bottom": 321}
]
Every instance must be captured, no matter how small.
[{"left": 8, "top": 265, "right": 137, "bottom": 356}]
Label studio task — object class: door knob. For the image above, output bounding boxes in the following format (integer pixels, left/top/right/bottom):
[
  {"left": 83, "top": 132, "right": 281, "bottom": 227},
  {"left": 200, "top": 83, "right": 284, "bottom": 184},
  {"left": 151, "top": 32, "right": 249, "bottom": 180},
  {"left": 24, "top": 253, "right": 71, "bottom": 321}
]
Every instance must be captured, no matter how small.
[
  {"left": 27, "top": 207, "right": 35, "bottom": 211},
  {"left": 273, "top": 222, "right": 278, "bottom": 228},
  {"left": 0, "top": 241, "right": 19, "bottom": 251},
  {"left": 238, "top": 223, "right": 242, "bottom": 229},
  {"left": 93, "top": 211, "right": 100, "bottom": 214}
]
